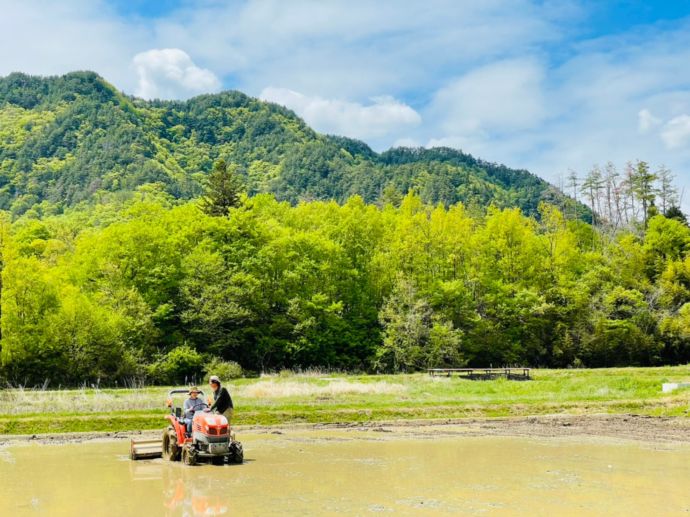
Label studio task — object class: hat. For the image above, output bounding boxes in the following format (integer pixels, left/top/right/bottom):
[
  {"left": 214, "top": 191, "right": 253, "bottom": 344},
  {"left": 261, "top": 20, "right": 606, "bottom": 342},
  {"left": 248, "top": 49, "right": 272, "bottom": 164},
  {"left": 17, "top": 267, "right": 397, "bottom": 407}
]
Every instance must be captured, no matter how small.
[
  {"left": 188, "top": 386, "right": 202, "bottom": 394},
  {"left": 209, "top": 375, "right": 220, "bottom": 384}
]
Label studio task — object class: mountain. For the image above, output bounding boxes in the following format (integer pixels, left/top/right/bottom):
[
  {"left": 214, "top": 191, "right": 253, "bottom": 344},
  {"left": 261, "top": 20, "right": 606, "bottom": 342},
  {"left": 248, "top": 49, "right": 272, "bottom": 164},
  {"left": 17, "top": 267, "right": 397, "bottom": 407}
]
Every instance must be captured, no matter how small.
[{"left": 0, "top": 71, "right": 586, "bottom": 218}]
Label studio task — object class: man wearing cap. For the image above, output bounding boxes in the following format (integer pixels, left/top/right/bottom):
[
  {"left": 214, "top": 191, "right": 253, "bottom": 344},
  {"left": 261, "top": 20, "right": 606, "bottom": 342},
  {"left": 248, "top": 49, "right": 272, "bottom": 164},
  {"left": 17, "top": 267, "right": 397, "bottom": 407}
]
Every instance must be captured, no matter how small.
[
  {"left": 208, "top": 375, "right": 234, "bottom": 423},
  {"left": 183, "top": 386, "right": 208, "bottom": 435}
]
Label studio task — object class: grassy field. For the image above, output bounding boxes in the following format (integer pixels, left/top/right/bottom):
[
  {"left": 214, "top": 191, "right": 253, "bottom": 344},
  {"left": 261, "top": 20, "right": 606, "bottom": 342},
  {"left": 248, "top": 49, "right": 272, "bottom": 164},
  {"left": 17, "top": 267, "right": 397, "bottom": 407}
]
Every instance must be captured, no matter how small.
[{"left": 1, "top": 366, "right": 688, "bottom": 435}]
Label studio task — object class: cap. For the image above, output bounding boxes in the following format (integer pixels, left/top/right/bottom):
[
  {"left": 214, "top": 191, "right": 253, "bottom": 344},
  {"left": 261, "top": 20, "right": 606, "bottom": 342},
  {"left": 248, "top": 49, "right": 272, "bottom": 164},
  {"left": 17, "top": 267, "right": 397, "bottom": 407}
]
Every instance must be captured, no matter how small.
[
  {"left": 188, "top": 386, "right": 202, "bottom": 394},
  {"left": 209, "top": 375, "right": 220, "bottom": 384}
]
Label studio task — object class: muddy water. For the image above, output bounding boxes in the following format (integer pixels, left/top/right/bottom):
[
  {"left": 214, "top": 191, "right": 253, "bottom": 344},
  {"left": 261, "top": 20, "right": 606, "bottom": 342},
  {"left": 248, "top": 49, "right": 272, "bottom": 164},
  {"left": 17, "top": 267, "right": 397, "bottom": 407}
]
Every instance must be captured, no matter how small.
[{"left": 1, "top": 429, "right": 689, "bottom": 516}]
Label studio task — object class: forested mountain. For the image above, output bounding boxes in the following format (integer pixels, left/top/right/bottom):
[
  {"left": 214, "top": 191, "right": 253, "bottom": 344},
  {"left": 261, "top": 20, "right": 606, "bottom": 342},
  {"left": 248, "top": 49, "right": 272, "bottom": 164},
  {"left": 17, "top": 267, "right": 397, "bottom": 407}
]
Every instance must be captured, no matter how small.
[
  {"left": 0, "top": 71, "right": 583, "bottom": 218},
  {"left": 8, "top": 71, "right": 688, "bottom": 387}
]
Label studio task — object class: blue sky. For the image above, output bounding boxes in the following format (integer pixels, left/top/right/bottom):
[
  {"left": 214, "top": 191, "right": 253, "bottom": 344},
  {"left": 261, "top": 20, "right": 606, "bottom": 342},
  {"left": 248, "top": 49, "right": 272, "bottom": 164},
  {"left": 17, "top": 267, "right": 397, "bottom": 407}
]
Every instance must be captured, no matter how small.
[{"left": 2, "top": 0, "right": 690, "bottom": 207}]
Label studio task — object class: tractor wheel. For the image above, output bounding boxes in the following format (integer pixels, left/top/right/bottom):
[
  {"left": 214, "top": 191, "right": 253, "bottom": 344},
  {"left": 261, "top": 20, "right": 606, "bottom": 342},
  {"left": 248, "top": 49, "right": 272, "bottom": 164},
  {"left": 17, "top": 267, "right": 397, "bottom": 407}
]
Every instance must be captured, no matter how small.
[
  {"left": 182, "top": 445, "right": 198, "bottom": 466},
  {"left": 211, "top": 456, "right": 225, "bottom": 466},
  {"left": 228, "top": 441, "right": 244, "bottom": 464},
  {"left": 162, "top": 428, "right": 180, "bottom": 462}
]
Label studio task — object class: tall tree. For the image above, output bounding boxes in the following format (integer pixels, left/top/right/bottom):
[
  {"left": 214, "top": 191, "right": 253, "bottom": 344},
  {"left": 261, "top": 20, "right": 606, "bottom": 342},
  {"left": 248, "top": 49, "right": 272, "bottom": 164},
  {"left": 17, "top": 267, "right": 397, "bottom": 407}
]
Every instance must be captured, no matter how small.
[
  {"left": 603, "top": 162, "right": 621, "bottom": 227},
  {"left": 199, "top": 159, "right": 245, "bottom": 217},
  {"left": 630, "top": 160, "right": 657, "bottom": 228},
  {"left": 581, "top": 165, "right": 604, "bottom": 227},
  {"left": 657, "top": 165, "right": 678, "bottom": 215},
  {"left": 566, "top": 169, "right": 579, "bottom": 219}
]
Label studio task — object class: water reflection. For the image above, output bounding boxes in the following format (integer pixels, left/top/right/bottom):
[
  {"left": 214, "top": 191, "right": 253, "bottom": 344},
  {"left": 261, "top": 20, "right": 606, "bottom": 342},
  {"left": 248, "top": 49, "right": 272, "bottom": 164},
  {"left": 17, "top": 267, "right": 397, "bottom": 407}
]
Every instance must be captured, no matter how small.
[
  {"left": 164, "top": 478, "right": 228, "bottom": 516},
  {"left": 130, "top": 460, "right": 230, "bottom": 516}
]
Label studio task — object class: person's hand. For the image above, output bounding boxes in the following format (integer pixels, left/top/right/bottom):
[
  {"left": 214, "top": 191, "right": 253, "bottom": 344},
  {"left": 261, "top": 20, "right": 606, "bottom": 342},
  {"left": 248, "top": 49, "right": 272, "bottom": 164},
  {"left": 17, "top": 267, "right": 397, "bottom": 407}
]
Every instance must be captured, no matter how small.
[{"left": 203, "top": 407, "right": 211, "bottom": 412}]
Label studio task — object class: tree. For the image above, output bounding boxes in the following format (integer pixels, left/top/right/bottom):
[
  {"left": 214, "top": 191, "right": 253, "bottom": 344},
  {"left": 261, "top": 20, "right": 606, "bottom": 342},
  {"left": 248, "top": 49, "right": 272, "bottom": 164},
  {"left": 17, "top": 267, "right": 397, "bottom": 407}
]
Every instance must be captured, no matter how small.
[
  {"left": 603, "top": 162, "right": 620, "bottom": 226},
  {"left": 665, "top": 205, "right": 688, "bottom": 225},
  {"left": 581, "top": 165, "right": 604, "bottom": 226},
  {"left": 380, "top": 182, "right": 403, "bottom": 208},
  {"left": 0, "top": 212, "right": 10, "bottom": 343},
  {"left": 376, "top": 277, "right": 432, "bottom": 372},
  {"left": 199, "top": 159, "right": 245, "bottom": 216},
  {"left": 629, "top": 160, "right": 657, "bottom": 228},
  {"left": 657, "top": 165, "right": 678, "bottom": 215},
  {"left": 566, "top": 169, "right": 579, "bottom": 219}
]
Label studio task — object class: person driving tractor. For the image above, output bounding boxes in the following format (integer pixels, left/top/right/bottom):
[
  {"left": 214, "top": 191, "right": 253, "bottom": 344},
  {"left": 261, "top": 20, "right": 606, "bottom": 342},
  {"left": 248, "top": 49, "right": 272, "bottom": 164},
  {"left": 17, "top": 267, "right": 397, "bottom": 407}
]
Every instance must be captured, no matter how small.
[{"left": 183, "top": 386, "right": 208, "bottom": 434}]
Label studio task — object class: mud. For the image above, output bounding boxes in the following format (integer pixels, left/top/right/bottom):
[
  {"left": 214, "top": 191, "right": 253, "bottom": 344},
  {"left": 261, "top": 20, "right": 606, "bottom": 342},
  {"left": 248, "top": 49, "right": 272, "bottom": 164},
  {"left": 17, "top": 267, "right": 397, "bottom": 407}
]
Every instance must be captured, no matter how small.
[
  {"left": 1, "top": 422, "right": 689, "bottom": 515},
  {"left": 2, "top": 414, "right": 689, "bottom": 445}
]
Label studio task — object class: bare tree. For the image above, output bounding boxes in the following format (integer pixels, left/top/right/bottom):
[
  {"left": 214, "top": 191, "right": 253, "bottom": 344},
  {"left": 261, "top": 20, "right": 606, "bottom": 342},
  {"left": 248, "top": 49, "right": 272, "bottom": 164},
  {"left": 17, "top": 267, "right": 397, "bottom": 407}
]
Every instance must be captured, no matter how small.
[
  {"left": 657, "top": 165, "right": 678, "bottom": 215},
  {"left": 603, "top": 162, "right": 621, "bottom": 227}
]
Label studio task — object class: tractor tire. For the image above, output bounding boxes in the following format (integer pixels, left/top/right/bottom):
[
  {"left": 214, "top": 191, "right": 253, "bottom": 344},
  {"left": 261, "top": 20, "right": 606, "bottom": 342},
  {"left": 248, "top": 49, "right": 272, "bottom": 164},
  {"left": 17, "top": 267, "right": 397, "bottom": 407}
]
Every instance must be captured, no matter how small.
[
  {"left": 162, "top": 428, "right": 180, "bottom": 462},
  {"left": 182, "top": 445, "right": 198, "bottom": 466},
  {"left": 211, "top": 456, "right": 225, "bottom": 466},
  {"left": 228, "top": 441, "right": 244, "bottom": 464}
]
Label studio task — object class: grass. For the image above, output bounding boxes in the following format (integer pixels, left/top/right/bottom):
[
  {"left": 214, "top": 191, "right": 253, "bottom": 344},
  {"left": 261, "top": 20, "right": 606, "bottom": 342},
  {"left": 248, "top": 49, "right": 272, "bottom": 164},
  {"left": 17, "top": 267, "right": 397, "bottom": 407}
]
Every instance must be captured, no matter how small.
[{"left": 0, "top": 366, "right": 688, "bottom": 435}]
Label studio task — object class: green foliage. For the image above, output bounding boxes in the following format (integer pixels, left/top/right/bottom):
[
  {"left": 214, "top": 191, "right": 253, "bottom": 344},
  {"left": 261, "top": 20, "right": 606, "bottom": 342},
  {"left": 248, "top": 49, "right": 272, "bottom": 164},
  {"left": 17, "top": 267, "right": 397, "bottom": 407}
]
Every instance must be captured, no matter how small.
[
  {"left": 376, "top": 277, "right": 463, "bottom": 372},
  {"left": 0, "top": 72, "right": 583, "bottom": 218},
  {"left": 204, "top": 357, "right": 244, "bottom": 381},
  {"left": 1, "top": 191, "right": 688, "bottom": 385},
  {"left": 147, "top": 345, "right": 205, "bottom": 385},
  {"left": 199, "top": 159, "right": 245, "bottom": 216}
]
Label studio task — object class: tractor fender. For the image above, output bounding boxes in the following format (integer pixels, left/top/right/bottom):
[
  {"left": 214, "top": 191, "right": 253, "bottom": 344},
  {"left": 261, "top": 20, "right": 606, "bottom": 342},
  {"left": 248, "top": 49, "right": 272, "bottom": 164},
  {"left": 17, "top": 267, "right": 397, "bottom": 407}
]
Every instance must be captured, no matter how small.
[{"left": 166, "top": 414, "right": 187, "bottom": 444}]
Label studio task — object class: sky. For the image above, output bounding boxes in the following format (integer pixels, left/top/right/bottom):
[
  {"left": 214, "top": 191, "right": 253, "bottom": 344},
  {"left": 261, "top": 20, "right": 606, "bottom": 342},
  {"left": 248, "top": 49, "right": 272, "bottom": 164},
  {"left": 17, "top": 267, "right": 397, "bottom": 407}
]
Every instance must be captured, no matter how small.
[{"left": 3, "top": 0, "right": 690, "bottom": 207}]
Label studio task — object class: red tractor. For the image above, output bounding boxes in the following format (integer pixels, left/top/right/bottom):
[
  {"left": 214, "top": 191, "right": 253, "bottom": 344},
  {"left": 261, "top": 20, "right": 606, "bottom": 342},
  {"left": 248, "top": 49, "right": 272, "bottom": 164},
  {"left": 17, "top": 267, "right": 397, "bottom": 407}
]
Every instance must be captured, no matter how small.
[{"left": 132, "top": 389, "right": 243, "bottom": 466}]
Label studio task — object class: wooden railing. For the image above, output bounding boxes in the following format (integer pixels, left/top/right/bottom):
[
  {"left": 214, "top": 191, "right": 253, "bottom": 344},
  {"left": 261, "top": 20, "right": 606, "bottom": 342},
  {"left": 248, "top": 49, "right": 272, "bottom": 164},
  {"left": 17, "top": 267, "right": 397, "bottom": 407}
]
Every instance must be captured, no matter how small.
[{"left": 427, "top": 368, "right": 531, "bottom": 380}]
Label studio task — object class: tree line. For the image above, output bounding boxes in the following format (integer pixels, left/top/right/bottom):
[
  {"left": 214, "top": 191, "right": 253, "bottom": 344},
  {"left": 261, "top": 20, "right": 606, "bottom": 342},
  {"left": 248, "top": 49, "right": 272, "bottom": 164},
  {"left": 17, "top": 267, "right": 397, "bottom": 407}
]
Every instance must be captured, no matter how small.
[
  {"left": 564, "top": 160, "right": 684, "bottom": 228},
  {"left": 0, "top": 168, "right": 688, "bottom": 385}
]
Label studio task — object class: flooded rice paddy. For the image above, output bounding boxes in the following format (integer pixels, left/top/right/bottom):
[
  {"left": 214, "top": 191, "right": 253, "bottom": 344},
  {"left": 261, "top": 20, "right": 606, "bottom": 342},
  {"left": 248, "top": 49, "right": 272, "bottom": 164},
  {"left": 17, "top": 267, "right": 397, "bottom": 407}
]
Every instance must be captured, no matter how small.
[{"left": 1, "top": 427, "right": 689, "bottom": 516}]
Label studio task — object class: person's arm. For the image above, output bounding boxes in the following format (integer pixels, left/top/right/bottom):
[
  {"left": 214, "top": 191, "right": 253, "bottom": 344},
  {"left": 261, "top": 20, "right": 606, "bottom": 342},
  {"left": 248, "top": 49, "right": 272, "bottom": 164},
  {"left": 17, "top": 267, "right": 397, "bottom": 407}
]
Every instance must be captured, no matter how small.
[{"left": 211, "top": 388, "right": 231, "bottom": 413}]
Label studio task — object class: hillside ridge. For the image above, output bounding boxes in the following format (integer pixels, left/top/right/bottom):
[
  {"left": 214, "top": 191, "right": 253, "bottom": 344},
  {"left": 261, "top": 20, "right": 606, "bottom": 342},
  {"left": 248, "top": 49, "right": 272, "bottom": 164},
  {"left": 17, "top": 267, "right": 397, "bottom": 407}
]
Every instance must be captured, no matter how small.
[{"left": 0, "top": 71, "right": 586, "bottom": 218}]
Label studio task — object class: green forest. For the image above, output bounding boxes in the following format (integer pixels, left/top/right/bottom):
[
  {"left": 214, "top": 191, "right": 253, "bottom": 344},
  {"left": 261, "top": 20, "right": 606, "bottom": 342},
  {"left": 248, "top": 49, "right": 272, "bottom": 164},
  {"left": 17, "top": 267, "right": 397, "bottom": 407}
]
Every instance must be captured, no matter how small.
[
  {"left": 1, "top": 183, "right": 689, "bottom": 385},
  {"left": 0, "top": 71, "right": 582, "bottom": 219},
  {"left": 0, "top": 72, "right": 689, "bottom": 386}
]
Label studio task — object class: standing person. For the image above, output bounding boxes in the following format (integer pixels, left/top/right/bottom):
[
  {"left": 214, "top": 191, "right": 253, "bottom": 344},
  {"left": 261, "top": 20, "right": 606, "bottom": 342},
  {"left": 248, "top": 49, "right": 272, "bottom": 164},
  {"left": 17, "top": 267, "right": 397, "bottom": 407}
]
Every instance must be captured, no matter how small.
[
  {"left": 183, "top": 387, "right": 208, "bottom": 434},
  {"left": 208, "top": 375, "right": 234, "bottom": 423}
]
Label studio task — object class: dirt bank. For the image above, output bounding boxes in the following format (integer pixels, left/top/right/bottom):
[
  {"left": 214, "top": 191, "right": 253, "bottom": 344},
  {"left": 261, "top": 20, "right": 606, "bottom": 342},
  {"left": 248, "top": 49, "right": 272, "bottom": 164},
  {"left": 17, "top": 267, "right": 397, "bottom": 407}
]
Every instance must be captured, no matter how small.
[{"left": 1, "top": 414, "right": 689, "bottom": 446}]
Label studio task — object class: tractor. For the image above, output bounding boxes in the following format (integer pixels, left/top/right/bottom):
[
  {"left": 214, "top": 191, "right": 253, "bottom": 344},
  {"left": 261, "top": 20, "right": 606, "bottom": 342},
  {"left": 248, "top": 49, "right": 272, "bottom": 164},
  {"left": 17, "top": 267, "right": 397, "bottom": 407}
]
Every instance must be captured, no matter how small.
[{"left": 131, "top": 389, "right": 243, "bottom": 466}]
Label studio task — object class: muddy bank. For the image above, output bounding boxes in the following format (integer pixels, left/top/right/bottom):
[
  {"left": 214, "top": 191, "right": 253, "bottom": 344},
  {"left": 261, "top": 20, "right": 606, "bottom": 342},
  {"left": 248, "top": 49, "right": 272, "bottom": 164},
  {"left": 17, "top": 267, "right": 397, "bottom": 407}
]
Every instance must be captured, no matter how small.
[{"left": 1, "top": 414, "right": 689, "bottom": 445}]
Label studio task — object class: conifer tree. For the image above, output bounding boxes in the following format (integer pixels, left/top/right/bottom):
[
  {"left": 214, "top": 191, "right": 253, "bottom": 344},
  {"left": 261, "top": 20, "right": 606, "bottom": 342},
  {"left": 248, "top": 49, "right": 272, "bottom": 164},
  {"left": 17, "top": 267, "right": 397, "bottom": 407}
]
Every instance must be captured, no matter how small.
[{"left": 199, "top": 159, "right": 245, "bottom": 216}]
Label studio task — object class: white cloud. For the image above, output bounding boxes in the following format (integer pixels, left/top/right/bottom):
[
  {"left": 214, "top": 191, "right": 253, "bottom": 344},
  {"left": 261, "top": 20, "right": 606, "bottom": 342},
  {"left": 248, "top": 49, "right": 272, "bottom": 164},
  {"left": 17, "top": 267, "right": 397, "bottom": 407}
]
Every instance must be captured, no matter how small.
[
  {"left": 0, "top": 0, "right": 146, "bottom": 92},
  {"left": 662, "top": 115, "right": 690, "bottom": 149},
  {"left": 429, "top": 58, "right": 546, "bottom": 136},
  {"left": 152, "top": 0, "right": 569, "bottom": 99},
  {"left": 638, "top": 109, "right": 661, "bottom": 133},
  {"left": 132, "top": 48, "right": 221, "bottom": 100},
  {"left": 419, "top": 58, "right": 546, "bottom": 160},
  {"left": 414, "top": 19, "right": 690, "bottom": 211},
  {"left": 260, "top": 87, "right": 421, "bottom": 140}
]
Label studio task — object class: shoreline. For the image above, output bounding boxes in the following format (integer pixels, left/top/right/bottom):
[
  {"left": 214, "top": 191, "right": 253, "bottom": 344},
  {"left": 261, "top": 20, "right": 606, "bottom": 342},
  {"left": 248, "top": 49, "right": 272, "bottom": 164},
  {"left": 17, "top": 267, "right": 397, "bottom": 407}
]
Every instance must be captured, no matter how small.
[{"left": 2, "top": 414, "right": 689, "bottom": 446}]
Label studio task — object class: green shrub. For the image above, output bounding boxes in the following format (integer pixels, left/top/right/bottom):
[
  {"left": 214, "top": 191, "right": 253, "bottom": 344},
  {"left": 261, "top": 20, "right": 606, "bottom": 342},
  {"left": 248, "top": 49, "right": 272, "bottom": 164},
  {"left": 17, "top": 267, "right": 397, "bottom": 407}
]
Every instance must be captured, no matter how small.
[
  {"left": 147, "top": 345, "right": 205, "bottom": 385},
  {"left": 204, "top": 357, "right": 243, "bottom": 381}
]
